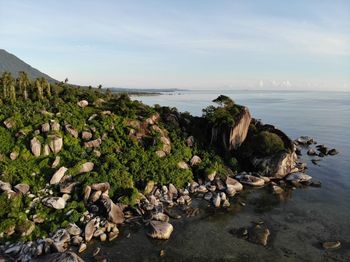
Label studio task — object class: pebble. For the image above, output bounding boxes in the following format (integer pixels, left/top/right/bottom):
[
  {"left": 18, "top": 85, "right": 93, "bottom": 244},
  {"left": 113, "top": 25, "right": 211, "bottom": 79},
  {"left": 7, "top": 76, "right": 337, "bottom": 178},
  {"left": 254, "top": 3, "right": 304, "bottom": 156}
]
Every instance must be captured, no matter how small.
[{"left": 322, "top": 241, "right": 341, "bottom": 250}]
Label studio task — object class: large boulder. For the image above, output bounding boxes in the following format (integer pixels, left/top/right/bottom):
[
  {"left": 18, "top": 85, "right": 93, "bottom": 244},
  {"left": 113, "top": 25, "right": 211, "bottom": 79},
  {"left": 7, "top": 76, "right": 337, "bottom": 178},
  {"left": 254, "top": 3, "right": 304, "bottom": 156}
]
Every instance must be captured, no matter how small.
[
  {"left": 99, "top": 195, "right": 124, "bottom": 224},
  {"left": 211, "top": 107, "right": 251, "bottom": 151},
  {"left": 48, "top": 135, "right": 63, "bottom": 153},
  {"left": 250, "top": 152, "right": 298, "bottom": 179},
  {"left": 147, "top": 220, "right": 173, "bottom": 240},
  {"left": 30, "top": 137, "right": 41, "bottom": 157}
]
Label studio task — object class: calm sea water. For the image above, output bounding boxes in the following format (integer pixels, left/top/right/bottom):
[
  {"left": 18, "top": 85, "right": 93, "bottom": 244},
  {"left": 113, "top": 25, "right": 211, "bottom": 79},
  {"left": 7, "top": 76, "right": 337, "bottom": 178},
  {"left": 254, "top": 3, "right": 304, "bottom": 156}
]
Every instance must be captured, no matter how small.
[{"left": 84, "top": 90, "right": 350, "bottom": 261}]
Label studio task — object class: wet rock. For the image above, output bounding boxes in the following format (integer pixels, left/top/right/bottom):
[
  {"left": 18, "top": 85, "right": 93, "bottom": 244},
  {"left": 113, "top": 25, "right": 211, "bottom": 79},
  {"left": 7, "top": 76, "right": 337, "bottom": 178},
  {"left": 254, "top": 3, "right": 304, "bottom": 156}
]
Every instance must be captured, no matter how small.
[
  {"left": 226, "top": 185, "right": 236, "bottom": 197},
  {"left": 147, "top": 220, "right": 173, "bottom": 240},
  {"left": 322, "top": 241, "right": 341, "bottom": 250},
  {"left": 310, "top": 180, "right": 322, "bottom": 187},
  {"left": 84, "top": 138, "right": 102, "bottom": 148},
  {"left": 77, "top": 100, "right": 89, "bottom": 108},
  {"left": 177, "top": 161, "right": 189, "bottom": 170},
  {"left": 78, "top": 162, "right": 94, "bottom": 173},
  {"left": 42, "top": 197, "right": 66, "bottom": 209},
  {"left": 296, "top": 136, "right": 315, "bottom": 145},
  {"left": 49, "top": 251, "right": 85, "bottom": 262},
  {"left": 108, "top": 227, "right": 119, "bottom": 241},
  {"left": 213, "top": 194, "right": 221, "bottom": 208},
  {"left": 92, "top": 247, "right": 101, "bottom": 257},
  {"left": 50, "top": 166, "right": 68, "bottom": 185},
  {"left": 222, "top": 199, "right": 231, "bottom": 208},
  {"left": 328, "top": 149, "right": 339, "bottom": 156},
  {"left": 48, "top": 135, "right": 63, "bottom": 153},
  {"left": 190, "top": 155, "right": 201, "bottom": 166},
  {"left": 226, "top": 176, "right": 243, "bottom": 191},
  {"left": 204, "top": 192, "right": 213, "bottom": 201},
  {"left": 238, "top": 175, "right": 265, "bottom": 187},
  {"left": 272, "top": 185, "right": 284, "bottom": 194},
  {"left": 100, "top": 233, "right": 107, "bottom": 242},
  {"left": 14, "top": 183, "right": 30, "bottom": 194},
  {"left": 285, "top": 173, "right": 312, "bottom": 183},
  {"left": 248, "top": 224, "right": 270, "bottom": 246},
  {"left": 30, "top": 137, "right": 41, "bottom": 157},
  {"left": 307, "top": 149, "right": 317, "bottom": 156}
]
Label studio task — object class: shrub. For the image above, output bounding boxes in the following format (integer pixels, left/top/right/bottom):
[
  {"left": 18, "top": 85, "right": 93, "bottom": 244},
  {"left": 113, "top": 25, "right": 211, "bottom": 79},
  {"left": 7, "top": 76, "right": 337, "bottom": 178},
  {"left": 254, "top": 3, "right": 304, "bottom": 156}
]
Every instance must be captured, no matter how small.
[{"left": 254, "top": 131, "right": 285, "bottom": 156}]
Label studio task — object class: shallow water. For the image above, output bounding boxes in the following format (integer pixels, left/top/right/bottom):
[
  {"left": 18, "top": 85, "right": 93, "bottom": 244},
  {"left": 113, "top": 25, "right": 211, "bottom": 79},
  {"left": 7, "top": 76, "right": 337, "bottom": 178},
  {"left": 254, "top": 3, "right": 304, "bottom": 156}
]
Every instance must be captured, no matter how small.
[{"left": 83, "top": 90, "right": 350, "bottom": 261}]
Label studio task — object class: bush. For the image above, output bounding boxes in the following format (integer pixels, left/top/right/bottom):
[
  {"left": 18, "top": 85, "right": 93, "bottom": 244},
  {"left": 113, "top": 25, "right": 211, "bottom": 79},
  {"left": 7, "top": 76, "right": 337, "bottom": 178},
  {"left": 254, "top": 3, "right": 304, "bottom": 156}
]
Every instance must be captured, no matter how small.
[{"left": 254, "top": 131, "right": 285, "bottom": 156}]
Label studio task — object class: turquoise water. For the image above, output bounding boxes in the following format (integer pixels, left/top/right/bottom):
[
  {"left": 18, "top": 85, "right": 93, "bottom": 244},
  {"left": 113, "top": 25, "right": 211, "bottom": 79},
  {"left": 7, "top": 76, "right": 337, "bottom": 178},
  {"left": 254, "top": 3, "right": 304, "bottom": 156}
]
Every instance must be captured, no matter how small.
[{"left": 84, "top": 90, "right": 350, "bottom": 261}]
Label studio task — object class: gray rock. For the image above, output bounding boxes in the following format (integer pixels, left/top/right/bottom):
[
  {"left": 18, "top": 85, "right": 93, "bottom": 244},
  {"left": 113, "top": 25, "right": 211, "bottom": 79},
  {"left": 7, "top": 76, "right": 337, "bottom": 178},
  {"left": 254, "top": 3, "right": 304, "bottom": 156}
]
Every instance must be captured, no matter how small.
[
  {"left": 226, "top": 176, "right": 243, "bottom": 191},
  {"left": 65, "top": 124, "right": 79, "bottom": 138},
  {"left": 78, "top": 162, "right": 94, "bottom": 173},
  {"left": 285, "top": 172, "right": 312, "bottom": 183},
  {"left": 147, "top": 220, "right": 173, "bottom": 240},
  {"left": 85, "top": 218, "right": 97, "bottom": 242},
  {"left": 52, "top": 156, "right": 61, "bottom": 168},
  {"left": 41, "top": 122, "right": 50, "bottom": 133},
  {"left": 91, "top": 182, "right": 110, "bottom": 192},
  {"left": 48, "top": 135, "right": 63, "bottom": 153},
  {"left": 66, "top": 223, "right": 82, "bottom": 236},
  {"left": 14, "top": 183, "right": 30, "bottom": 194},
  {"left": 77, "top": 100, "right": 89, "bottom": 108},
  {"left": 248, "top": 224, "right": 270, "bottom": 246},
  {"left": 84, "top": 138, "right": 102, "bottom": 148}
]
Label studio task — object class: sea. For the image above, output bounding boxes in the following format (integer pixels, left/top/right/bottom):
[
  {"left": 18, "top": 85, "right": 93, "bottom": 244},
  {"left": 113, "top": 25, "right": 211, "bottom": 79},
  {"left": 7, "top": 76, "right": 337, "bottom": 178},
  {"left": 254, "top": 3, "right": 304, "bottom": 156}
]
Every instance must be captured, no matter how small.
[{"left": 83, "top": 90, "right": 350, "bottom": 261}]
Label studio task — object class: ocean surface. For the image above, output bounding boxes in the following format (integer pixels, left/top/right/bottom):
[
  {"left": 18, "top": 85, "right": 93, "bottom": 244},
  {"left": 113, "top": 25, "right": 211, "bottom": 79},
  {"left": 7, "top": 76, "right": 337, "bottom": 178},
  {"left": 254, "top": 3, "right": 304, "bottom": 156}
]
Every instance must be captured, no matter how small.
[{"left": 84, "top": 90, "right": 350, "bottom": 261}]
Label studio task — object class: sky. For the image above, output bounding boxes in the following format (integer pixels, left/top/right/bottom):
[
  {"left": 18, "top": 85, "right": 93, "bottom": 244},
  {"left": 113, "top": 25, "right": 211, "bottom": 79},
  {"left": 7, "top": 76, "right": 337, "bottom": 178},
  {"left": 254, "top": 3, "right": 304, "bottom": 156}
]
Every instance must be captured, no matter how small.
[{"left": 0, "top": 0, "right": 349, "bottom": 90}]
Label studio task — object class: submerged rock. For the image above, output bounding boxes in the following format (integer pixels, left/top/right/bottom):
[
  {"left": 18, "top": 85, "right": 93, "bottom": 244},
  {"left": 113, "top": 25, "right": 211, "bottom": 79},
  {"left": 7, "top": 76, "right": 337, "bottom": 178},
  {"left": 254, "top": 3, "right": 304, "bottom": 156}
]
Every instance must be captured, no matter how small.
[
  {"left": 322, "top": 241, "right": 341, "bottom": 250},
  {"left": 147, "top": 220, "right": 173, "bottom": 240},
  {"left": 49, "top": 251, "right": 85, "bottom": 262},
  {"left": 285, "top": 173, "right": 312, "bottom": 183},
  {"left": 248, "top": 224, "right": 270, "bottom": 246}
]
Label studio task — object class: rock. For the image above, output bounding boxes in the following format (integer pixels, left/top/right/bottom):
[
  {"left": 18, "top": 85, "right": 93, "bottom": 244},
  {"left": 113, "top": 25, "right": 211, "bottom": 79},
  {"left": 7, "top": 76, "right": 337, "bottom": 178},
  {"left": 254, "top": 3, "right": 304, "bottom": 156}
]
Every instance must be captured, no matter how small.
[
  {"left": 147, "top": 220, "right": 173, "bottom": 240},
  {"left": 51, "top": 121, "right": 60, "bottom": 131},
  {"left": 72, "top": 236, "right": 83, "bottom": 246},
  {"left": 226, "top": 176, "right": 243, "bottom": 191},
  {"left": 65, "top": 124, "right": 79, "bottom": 138},
  {"left": 77, "top": 100, "right": 89, "bottom": 108},
  {"left": 0, "top": 180, "right": 12, "bottom": 192},
  {"left": 100, "top": 233, "right": 107, "bottom": 242},
  {"left": 144, "top": 181, "right": 155, "bottom": 195},
  {"left": 238, "top": 175, "right": 265, "bottom": 187},
  {"left": 30, "top": 137, "right": 41, "bottom": 157},
  {"left": 91, "top": 182, "right": 110, "bottom": 192},
  {"left": 90, "top": 190, "right": 102, "bottom": 202},
  {"left": 43, "top": 144, "right": 51, "bottom": 156},
  {"left": 248, "top": 224, "right": 270, "bottom": 246},
  {"left": 83, "top": 186, "right": 92, "bottom": 202},
  {"left": 50, "top": 166, "right": 68, "bottom": 185},
  {"left": 204, "top": 192, "right": 213, "bottom": 201},
  {"left": 155, "top": 150, "right": 166, "bottom": 158},
  {"left": 52, "top": 229, "right": 71, "bottom": 252},
  {"left": 14, "top": 183, "right": 30, "bottom": 194},
  {"left": 78, "top": 243, "right": 87, "bottom": 253},
  {"left": 48, "top": 135, "right": 63, "bottom": 153},
  {"left": 60, "top": 181, "right": 78, "bottom": 194},
  {"left": 213, "top": 194, "right": 221, "bottom": 208},
  {"left": 328, "top": 149, "right": 339, "bottom": 156},
  {"left": 10, "top": 151, "right": 19, "bottom": 160},
  {"left": 226, "top": 185, "right": 236, "bottom": 197},
  {"left": 52, "top": 156, "right": 61, "bottom": 168},
  {"left": 152, "top": 212, "right": 170, "bottom": 222},
  {"left": 307, "top": 149, "right": 317, "bottom": 156},
  {"left": 222, "top": 199, "right": 231, "bottom": 208},
  {"left": 92, "top": 247, "right": 100, "bottom": 257},
  {"left": 41, "top": 122, "right": 50, "bottom": 133},
  {"left": 42, "top": 197, "right": 66, "bottom": 209},
  {"left": 82, "top": 131, "right": 93, "bottom": 141},
  {"left": 251, "top": 152, "right": 298, "bottom": 179},
  {"left": 272, "top": 185, "right": 284, "bottom": 194},
  {"left": 108, "top": 228, "right": 119, "bottom": 241},
  {"left": 49, "top": 251, "right": 85, "bottom": 262},
  {"left": 84, "top": 138, "right": 102, "bottom": 148},
  {"left": 322, "top": 241, "right": 341, "bottom": 250},
  {"left": 197, "top": 185, "right": 208, "bottom": 193},
  {"left": 85, "top": 218, "right": 97, "bottom": 242},
  {"left": 285, "top": 173, "right": 312, "bottom": 183},
  {"left": 3, "top": 118, "right": 15, "bottom": 129},
  {"left": 108, "top": 200, "right": 125, "bottom": 224},
  {"left": 78, "top": 162, "right": 94, "bottom": 173},
  {"left": 317, "top": 145, "right": 328, "bottom": 155},
  {"left": 66, "top": 223, "right": 82, "bottom": 236},
  {"left": 210, "top": 107, "right": 251, "bottom": 151},
  {"left": 190, "top": 155, "right": 201, "bottom": 167},
  {"left": 177, "top": 161, "right": 189, "bottom": 169}
]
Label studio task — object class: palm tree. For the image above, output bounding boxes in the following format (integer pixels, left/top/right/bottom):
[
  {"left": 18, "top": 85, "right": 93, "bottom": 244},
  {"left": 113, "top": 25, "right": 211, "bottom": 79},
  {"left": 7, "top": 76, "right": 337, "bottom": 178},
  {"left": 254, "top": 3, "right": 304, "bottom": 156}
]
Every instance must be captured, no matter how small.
[
  {"left": 1, "top": 72, "right": 15, "bottom": 101},
  {"left": 34, "top": 78, "right": 43, "bottom": 100},
  {"left": 17, "top": 71, "right": 30, "bottom": 100},
  {"left": 40, "top": 77, "right": 51, "bottom": 98}
]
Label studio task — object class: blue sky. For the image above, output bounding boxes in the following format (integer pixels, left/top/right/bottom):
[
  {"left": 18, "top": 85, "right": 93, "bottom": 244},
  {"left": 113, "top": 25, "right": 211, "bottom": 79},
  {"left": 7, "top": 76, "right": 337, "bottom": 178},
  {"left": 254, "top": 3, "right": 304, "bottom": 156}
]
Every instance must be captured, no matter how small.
[{"left": 0, "top": 0, "right": 349, "bottom": 90}]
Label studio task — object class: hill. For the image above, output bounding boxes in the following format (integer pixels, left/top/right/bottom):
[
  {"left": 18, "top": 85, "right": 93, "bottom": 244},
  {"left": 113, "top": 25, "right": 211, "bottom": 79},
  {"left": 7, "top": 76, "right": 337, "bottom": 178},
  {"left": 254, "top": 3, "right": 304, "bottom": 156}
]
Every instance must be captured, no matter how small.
[{"left": 0, "top": 49, "right": 57, "bottom": 82}]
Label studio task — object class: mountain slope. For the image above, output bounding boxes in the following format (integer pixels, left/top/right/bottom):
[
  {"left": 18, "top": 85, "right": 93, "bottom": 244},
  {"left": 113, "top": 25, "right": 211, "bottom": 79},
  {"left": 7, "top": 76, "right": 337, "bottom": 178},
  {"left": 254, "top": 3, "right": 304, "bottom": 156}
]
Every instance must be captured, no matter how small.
[{"left": 0, "top": 49, "right": 57, "bottom": 82}]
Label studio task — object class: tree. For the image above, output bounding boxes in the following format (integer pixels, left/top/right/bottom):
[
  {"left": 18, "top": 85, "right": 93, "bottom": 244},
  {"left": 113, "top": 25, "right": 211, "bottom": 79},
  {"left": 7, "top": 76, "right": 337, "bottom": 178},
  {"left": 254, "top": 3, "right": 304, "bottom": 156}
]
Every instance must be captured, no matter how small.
[
  {"left": 212, "top": 95, "right": 235, "bottom": 108},
  {"left": 64, "top": 78, "right": 69, "bottom": 83},
  {"left": 34, "top": 79, "right": 43, "bottom": 100},
  {"left": 98, "top": 84, "right": 102, "bottom": 89},
  {"left": 17, "top": 71, "right": 30, "bottom": 100}
]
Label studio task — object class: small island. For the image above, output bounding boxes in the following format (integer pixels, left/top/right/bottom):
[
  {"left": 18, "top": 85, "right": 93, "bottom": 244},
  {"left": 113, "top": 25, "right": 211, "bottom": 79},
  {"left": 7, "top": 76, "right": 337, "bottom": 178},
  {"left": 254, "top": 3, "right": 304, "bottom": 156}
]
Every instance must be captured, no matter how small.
[{"left": 0, "top": 72, "right": 337, "bottom": 261}]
